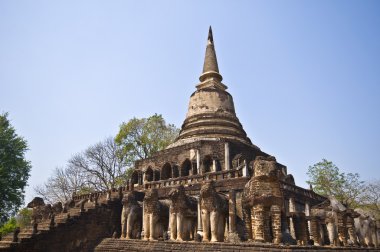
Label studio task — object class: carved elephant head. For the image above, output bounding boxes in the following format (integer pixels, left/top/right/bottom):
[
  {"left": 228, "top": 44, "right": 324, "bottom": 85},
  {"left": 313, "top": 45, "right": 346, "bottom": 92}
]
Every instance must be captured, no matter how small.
[
  {"left": 144, "top": 188, "right": 161, "bottom": 214},
  {"left": 27, "top": 197, "right": 45, "bottom": 208},
  {"left": 144, "top": 188, "right": 159, "bottom": 202},
  {"left": 168, "top": 185, "right": 186, "bottom": 201},
  {"left": 200, "top": 180, "right": 217, "bottom": 199},
  {"left": 253, "top": 156, "right": 277, "bottom": 177},
  {"left": 27, "top": 197, "right": 52, "bottom": 223},
  {"left": 200, "top": 180, "right": 228, "bottom": 213},
  {"left": 169, "top": 185, "right": 197, "bottom": 214},
  {"left": 122, "top": 191, "right": 139, "bottom": 206},
  {"left": 243, "top": 156, "right": 283, "bottom": 209}
]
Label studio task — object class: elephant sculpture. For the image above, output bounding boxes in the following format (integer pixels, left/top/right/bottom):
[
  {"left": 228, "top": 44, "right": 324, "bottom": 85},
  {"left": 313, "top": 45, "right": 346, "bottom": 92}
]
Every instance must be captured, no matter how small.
[
  {"left": 354, "top": 209, "right": 378, "bottom": 247},
  {"left": 168, "top": 185, "right": 197, "bottom": 241},
  {"left": 242, "top": 156, "right": 283, "bottom": 244},
  {"left": 27, "top": 197, "right": 53, "bottom": 224},
  {"left": 143, "top": 188, "right": 169, "bottom": 240},
  {"left": 199, "top": 180, "right": 228, "bottom": 242},
  {"left": 310, "top": 205, "right": 338, "bottom": 246},
  {"left": 121, "top": 191, "right": 142, "bottom": 239},
  {"left": 310, "top": 197, "right": 364, "bottom": 247}
]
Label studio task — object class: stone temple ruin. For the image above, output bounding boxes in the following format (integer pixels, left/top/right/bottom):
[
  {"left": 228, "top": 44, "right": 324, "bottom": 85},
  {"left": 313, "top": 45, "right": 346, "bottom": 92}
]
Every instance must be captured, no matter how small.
[{"left": 0, "top": 27, "right": 379, "bottom": 252}]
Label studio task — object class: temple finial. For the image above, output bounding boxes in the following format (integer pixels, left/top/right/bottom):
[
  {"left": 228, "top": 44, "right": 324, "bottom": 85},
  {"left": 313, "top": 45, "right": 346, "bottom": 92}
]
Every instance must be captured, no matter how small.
[
  {"left": 208, "top": 26, "right": 213, "bottom": 44},
  {"left": 199, "top": 26, "right": 223, "bottom": 82}
]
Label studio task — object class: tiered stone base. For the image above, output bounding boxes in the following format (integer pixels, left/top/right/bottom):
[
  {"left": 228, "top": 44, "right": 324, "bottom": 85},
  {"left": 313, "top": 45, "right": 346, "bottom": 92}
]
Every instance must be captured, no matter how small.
[{"left": 95, "top": 239, "right": 379, "bottom": 252}]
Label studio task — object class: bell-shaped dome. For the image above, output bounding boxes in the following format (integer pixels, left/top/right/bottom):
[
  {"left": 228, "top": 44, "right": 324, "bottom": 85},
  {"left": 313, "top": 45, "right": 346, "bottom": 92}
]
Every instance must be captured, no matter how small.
[{"left": 169, "top": 27, "right": 252, "bottom": 147}]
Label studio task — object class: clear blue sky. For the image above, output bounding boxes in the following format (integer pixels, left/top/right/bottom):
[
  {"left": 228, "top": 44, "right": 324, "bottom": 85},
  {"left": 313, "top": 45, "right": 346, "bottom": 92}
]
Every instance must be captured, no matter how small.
[{"left": 1, "top": 1, "right": 379, "bottom": 204}]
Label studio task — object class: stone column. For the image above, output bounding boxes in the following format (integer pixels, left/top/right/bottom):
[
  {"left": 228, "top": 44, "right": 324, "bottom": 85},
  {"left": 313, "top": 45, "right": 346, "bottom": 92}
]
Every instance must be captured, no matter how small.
[
  {"left": 224, "top": 142, "right": 230, "bottom": 170},
  {"left": 289, "top": 217, "right": 296, "bottom": 240},
  {"left": 242, "top": 160, "right": 248, "bottom": 177},
  {"left": 305, "top": 202, "right": 311, "bottom": 242},
  {"left": 288, "top": 198, "right": 296, "bottom": 239},
  {"left": 228, "top": 190, "right": 236, "bottom": 233},
  {"left": 142, "top": 172, "right": 146, "bottom": 183},
  {"left": 289, "top": 198, "right": 295, "bottom": 212},
  {"left": 212, "top": 159, "right": 217, "bottom": 172},
  {"left": 167, "top": 210, "right": 173, "bottom": 240},
  {"left": 305, "top": 202, "right": 310, "bottom": 216},
  {"left": 305, "top": 202, "right": 310, "bottom": 231},
  {"left": 197, "top": 197, "right": 203, "bottom": 235},
  {"left": 141, "top": 203, "right": 145, "bottom": 239},
  {"left": 196, "top": 150, "right": 201, "bottom": 175}
]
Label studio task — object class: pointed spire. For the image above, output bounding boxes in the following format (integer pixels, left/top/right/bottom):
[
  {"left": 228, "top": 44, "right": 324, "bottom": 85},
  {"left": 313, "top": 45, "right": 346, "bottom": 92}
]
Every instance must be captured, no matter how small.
[
  {"left": 207, "top": 26, "right": 214, "bottom": 44},
  {"left": 199, "top": 26, "right": 223, "bottom": 82}
]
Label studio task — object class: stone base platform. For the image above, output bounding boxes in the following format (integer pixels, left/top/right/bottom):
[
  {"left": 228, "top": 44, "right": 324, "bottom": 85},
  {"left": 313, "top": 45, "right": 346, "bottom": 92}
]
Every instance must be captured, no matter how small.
[{"left": 95, "top": 238, "right": 379, "bottom": 252}]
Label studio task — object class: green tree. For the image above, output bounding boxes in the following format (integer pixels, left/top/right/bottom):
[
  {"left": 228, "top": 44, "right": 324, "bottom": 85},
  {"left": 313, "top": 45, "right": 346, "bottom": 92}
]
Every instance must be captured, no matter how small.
[
  {"left": 15, "top": 208, "right": 32, "bottom": 229},
  {"left": 0, "top": 208, "right": 33, "bottom": 236},
  {"left": 0, "top": 113, "right": 31, "bottom": 224},
  {"left": 0, "top": 217, "right": 17, "bottom": 237},
  {"left": 359, "top": 180, "right": 380, "bottom": 219},
  {"left": 307, "top": 159, "right": 364, "bottom": 208},
  {"left": 115, "top": 114, "right": 179, "bottom": 169}
]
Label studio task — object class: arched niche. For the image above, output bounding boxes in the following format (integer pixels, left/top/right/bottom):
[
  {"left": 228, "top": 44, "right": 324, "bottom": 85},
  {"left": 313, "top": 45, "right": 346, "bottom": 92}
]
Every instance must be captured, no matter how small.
[
  {"left": 154, "top": 169, "right": 160, "bottom": 181},
  {"left": 161, "top": 163, "right": 172, "bottom": 180},
  {"left": 145, "top": 167, "right": 154, "bottom": 182},
  {"left": 181, "top": 159, "right": 192, "bottom": 177},
  {"left": 131, "top": 170, "right": 139, "bottom": 185},
  {"left": 173, "top": 165, "right": 179, "bottom": 178},
  {"left": 202, "top": 155, "right": 213, "bottom": 173}
]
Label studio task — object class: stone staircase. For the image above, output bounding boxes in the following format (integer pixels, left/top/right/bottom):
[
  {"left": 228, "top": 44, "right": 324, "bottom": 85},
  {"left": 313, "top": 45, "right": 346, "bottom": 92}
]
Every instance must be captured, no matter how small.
[
  {"left": 0, "top": 205, "right": 90, "bottom": 251},
  {"left": 95, "top": 238, "right": 380, "bottom": 252},
  {"left": 0, "top": 194, "right": 121, "bottom": 252}
]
